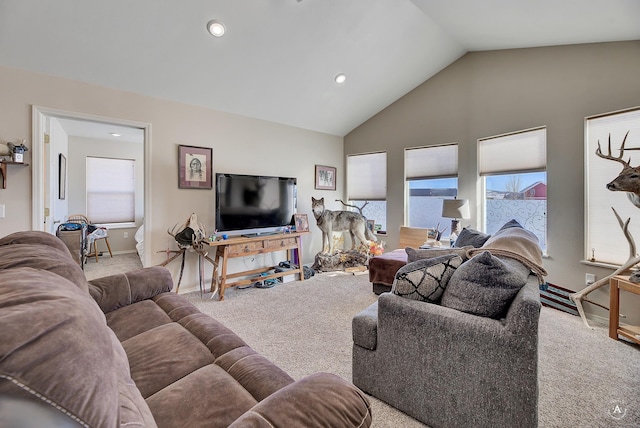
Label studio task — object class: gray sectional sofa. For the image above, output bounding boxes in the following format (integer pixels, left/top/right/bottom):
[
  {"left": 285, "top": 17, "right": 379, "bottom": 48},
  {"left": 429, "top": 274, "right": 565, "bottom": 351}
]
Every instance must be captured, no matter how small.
[
  {"left": 0, "top": 231, "right": 372, "bottom": 427},
  {"left": 353, "top": 221, "right": 544, "bottom": 428}
]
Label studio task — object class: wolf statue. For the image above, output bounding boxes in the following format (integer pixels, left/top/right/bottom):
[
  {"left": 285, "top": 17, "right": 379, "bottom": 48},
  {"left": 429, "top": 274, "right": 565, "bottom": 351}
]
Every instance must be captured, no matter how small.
[{"left": 311, "top": 197, "right": 377, "bottom": 253}]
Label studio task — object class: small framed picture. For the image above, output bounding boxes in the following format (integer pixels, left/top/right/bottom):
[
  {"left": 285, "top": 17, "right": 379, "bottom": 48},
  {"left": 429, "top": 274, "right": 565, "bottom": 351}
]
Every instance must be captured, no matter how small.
[
  {"left": 178, "top": 145, "right": 213, "bottom": 189},
  {"left": 315, "top": 165, "right": 336, "bottom": 190},
  {"left": 58, "top": 153, "right": 67, "bottom": 200},
  {"left": 294, "top": 213, "right": 310, "bottom": 232},
  {"left": 366, "top": 219, "right": 375, "bottom": 232}
]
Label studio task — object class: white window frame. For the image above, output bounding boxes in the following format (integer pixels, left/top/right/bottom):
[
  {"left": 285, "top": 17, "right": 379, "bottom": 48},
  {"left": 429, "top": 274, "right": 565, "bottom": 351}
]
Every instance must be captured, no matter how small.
[
  {"left": 585, "top": 106, "right": 640, "bottom": 266},
  {"left": 478, "top": 127, "right": 547, "bottom": 251},
  {"left": 347, "top": 152, "right": 387, "bottom": 232},
  {"left": 405, "top": 144, "right": 459, "bottom": 231}
]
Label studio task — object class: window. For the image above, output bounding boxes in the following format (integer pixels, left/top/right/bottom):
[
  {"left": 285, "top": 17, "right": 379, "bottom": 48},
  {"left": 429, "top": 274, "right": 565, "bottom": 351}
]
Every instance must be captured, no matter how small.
[
  {"left": 86, "top": 157, "right": 135, "bottom": 224},
  {"left": 479, "top": 127, "right": 547, "bottom": 251},
  {"left": 347, "top": 152, "right": 387, "bottom": 232},
  {"left": 405, "top": 144, "right": 458, "bottom": 235},
  {"left": 586, "top": 107, "right": 640, "bottom": 265}
]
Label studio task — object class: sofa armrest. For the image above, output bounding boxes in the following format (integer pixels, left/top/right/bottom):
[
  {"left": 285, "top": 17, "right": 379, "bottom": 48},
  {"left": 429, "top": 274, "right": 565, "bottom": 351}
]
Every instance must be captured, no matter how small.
[
  {"left": 352, "top": 301, "right": 378, "bottom": 350},
  {"left": 88, "top": 266, "right": 174, "bottom": 313},
  {"left": 229, "top": 373, "right": 372, "bottom": 428}
]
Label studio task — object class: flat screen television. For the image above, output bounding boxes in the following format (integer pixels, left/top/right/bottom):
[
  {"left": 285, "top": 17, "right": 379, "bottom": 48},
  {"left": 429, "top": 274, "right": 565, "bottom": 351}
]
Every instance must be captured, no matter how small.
[{"left": 215, "top": 173, "right": 297, "bottom": 233}]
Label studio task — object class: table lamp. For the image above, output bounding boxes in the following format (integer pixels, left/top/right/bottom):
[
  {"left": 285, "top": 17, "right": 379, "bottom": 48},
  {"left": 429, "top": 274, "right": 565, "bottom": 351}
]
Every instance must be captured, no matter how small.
[{"left": 441, "top": 198, "right": 470, "bottom": 236}]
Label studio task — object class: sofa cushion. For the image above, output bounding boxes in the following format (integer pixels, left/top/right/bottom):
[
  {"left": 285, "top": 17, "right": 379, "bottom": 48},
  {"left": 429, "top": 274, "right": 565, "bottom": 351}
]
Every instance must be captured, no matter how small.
[
  {"left": 0, "top": 268, "right": 120, "bottom": 427},
  {"left": 122, "top": 322, "right": 215, "bottom": 398},
  {"left": 453, "top": 227, "right": 491, "bottom": 248},
  {"left": 391, "top": 254, "right": 462, "bottom": 303},
  {"left": 441, "top": 251, "right": 530, "bottom": 319},
  {"left": 88, "top": 266, "right": 174, "bottom": 313},
  {"left": 0, "top": 243, "right": 87, "bottom": 292},
  {"left": 146, "top": 364, "right": 258, "bottom": 428},
  {"left": 405, "top": 246, "right": 472, "bottom": 263},
  {"left": 106, "top": 299, "right": 173, "bottom": 342},
  {"left": 0, "top": 230, "right": 71, "bottom": 255}
]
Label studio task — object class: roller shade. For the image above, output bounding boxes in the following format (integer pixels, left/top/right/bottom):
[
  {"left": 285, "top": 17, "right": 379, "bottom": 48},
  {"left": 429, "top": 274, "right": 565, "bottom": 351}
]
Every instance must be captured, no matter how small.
[
  {"left": 479, "top": 127, "right": 546, "bottom": 176},
  {"left": 347, "top": 152, "right": 387, "bottom": 200},
  {"left": 87, "top": 157, "right": 135, "bottom": 224},
  {"left": 405, "top": 144, "right": 458, "bottom": 180},
  {"left": 586, "top": 107, "right": 640, "bottom": 265}
]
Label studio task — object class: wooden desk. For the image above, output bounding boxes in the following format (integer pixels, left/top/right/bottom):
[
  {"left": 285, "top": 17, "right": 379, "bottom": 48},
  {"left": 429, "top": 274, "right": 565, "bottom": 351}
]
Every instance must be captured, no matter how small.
[
  {"left": 609, "top": 275, "right": 640, "bottom": 345},
  {"left": 207, "top": 232, "right": 308, "bottom": 300}
]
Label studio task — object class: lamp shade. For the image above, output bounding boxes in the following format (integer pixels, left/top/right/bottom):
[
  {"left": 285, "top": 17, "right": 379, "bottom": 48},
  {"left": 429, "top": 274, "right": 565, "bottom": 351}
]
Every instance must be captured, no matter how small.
[{"left": 441, "top": 199, "right": 470, "bottom": 219}]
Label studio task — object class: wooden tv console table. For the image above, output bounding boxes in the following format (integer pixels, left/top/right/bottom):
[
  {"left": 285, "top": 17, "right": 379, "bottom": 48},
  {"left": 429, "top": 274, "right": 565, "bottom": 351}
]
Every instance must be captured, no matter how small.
[{"left": 207, "top": 231, "right": 309, "bottom": 300}]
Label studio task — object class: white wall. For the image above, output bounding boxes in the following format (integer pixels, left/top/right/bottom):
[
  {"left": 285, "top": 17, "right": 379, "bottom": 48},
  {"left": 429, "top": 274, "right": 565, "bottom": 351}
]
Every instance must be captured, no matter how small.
[
  {"left": 345, "top": 40, "right": 640, "bottom": 325},
  {"left": 0, "top": 64, "right": 343, "bottom": 293}
]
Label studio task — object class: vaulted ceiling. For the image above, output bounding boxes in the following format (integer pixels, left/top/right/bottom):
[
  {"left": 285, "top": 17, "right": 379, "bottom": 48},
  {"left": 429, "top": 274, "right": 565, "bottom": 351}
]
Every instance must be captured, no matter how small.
[{"left": 1, "top": 1, "right": 638, "bottom": 136}]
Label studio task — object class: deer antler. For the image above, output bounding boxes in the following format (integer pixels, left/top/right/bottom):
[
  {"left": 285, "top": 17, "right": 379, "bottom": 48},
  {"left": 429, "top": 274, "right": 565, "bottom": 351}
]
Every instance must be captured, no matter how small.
[{"left": 595, "top": 132, "right": 631, "bottom": 167}]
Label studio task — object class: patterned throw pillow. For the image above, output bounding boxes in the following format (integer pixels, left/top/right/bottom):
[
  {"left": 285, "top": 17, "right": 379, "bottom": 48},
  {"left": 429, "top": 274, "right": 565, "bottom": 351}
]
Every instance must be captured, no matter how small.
[{"left": 391, "top": 254, "right": 463, "bottom": 303}]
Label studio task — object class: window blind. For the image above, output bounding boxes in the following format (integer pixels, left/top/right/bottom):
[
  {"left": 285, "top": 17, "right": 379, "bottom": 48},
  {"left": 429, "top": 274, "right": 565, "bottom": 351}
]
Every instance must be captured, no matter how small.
[
  {"left": 405, "top": 144, "right": 458, "bottom": 180},
  {"left": 586, "top": 107, "right": 640, "bottom": 265},
  {"left": 86, "top": 157, "right": 135, "bottom": 224},
  {"left": 347, "top": 152, "right": 387, "bottom": 201},
  {"left": 479, "top": 127, "right": 546, "bottom": 176}
]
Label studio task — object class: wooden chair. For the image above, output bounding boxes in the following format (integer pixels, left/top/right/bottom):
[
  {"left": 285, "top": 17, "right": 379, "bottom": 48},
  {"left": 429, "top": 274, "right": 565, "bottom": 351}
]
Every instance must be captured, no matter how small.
[
  {"left": 67, "top": 214, "right": 113, "bottom": 263},
  {"left": 398, "top": 226, "right": 429, "bottom": 249}
]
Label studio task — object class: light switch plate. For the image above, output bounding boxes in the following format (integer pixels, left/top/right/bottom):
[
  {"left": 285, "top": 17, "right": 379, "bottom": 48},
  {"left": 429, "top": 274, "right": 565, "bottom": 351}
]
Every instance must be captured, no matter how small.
[{"left": 0, "top": 205, "right": 5, "bottom": 218}]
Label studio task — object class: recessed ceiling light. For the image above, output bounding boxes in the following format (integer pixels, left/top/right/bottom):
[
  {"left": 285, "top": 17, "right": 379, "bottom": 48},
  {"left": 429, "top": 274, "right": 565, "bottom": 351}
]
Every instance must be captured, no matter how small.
[
  {"left": 207, "top": 20, "right": 226, "bottom": 37},
  {"left": 110, "top": 133, "right": 122, "bottom": 137},
  {"left": 334, "top": 73, "right": 346, "bottom": 84}
]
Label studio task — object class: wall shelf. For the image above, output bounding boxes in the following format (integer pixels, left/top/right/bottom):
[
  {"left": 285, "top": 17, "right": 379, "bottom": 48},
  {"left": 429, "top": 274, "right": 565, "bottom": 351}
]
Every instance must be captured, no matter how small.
[{"left": 0, "top": 161, "right": 29, "bottom": 189}]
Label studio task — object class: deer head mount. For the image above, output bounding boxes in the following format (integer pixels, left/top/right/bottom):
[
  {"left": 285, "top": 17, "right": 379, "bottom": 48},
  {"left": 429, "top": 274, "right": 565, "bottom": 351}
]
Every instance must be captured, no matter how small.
[{"left": 595, "top": 131, "right": 640, "bottom": 209}]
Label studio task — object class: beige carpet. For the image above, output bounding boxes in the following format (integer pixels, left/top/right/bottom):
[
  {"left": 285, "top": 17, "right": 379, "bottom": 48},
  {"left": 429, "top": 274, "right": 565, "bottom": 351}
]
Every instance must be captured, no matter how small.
[
  {"left": 84, "top": 253, "right": 143, "bottom": 281},
  {"left": 181, "top": 272, "right": 640, "bottom": 428}
]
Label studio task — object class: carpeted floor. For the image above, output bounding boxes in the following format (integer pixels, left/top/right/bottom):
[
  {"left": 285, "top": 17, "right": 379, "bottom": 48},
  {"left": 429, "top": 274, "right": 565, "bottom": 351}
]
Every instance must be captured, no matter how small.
[
  {"left": 182, "top": 272, "right": 640, "bottom": 428},
  {"left": 83, "top": 252, "right": 143, "bottom": 281}
]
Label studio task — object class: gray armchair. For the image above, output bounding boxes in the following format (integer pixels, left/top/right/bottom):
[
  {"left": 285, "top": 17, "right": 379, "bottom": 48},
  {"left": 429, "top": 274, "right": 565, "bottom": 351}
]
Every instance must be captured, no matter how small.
[{"left": 352, "top": 276, "right": 541, "bottom": 428}]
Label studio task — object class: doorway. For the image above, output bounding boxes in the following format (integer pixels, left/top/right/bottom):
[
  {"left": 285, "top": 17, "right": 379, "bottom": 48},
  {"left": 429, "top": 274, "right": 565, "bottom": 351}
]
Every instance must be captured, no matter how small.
[{"left": 31, "top": 106, "right": 151, "bottom": 266}]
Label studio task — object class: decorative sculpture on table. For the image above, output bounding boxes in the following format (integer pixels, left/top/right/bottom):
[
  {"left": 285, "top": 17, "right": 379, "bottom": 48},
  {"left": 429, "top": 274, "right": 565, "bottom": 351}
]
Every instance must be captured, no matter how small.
[
  {"left": 571, "top": 131, "right": 640, "bottom": 328},
  {"left": 159, "top": 213, "right": 216, "bottom": 296}
]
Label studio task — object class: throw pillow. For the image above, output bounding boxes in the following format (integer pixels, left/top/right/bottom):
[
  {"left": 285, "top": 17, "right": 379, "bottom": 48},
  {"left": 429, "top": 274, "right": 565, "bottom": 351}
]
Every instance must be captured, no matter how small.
[
  {"left": 440, "top": 251, "right": 529, "bottom": 319},
  {"left": 405, "top": 246, "right": 473, "bottom": 263},
  {"left": 391, "top": 254, "right": 463, "bottom": 303},
  {"left": 453, "top": 227, "right": 491, "bottom": 248},
  {"left": 467, "top": 218, "right": 547, "bottom": 281},
  {"left": 497, "top": 218, "right": 523, "bottom": 231}
]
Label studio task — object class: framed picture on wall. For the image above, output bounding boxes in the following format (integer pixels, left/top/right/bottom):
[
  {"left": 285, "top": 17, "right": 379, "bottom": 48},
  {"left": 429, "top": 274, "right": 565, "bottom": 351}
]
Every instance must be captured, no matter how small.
[
  {"left": 58, "top": 153, "right": 66, "bottom": 200},
  {"left": 294, "top": 213, "right": 310, "bottom": 232},
  {"left": 178, "top": 145, "right": 213, "bottom": 189},
  {"left": 315, "top": 165, "right": 336, "bottom": 190},
  {"left": 366, "top": 219, "right": 375, "bottom": 232}
]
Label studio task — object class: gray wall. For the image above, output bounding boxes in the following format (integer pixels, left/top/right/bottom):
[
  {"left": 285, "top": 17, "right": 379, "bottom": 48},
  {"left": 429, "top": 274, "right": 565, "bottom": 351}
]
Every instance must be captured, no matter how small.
[{"left": 345, "top": 41, "right": 640, "bottom": 324}]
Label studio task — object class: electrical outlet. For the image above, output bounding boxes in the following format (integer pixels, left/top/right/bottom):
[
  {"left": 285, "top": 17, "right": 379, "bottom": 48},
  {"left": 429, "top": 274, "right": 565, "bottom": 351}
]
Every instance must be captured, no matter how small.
[
  {"left": 585, "top": 273, "right": 596, "bottom": 286},
  {"left": 124, "top": 232, "right": 129, "bottom": 239}
]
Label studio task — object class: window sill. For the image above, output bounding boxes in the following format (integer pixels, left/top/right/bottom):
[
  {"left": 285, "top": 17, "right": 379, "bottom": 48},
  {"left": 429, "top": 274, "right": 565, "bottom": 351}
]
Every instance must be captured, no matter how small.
[
  {"left": 96, "top": 222, "right": 137, "bottom": 229},
  {"left": 579, "top": 259, "right": 621, "bottom": 270}
]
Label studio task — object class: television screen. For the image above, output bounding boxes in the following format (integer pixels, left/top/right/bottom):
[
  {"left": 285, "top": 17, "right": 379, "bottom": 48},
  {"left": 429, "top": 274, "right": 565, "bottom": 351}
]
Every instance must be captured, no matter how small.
[{"left": 215, "top": 173, "right": 297, "bottom": 232}]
